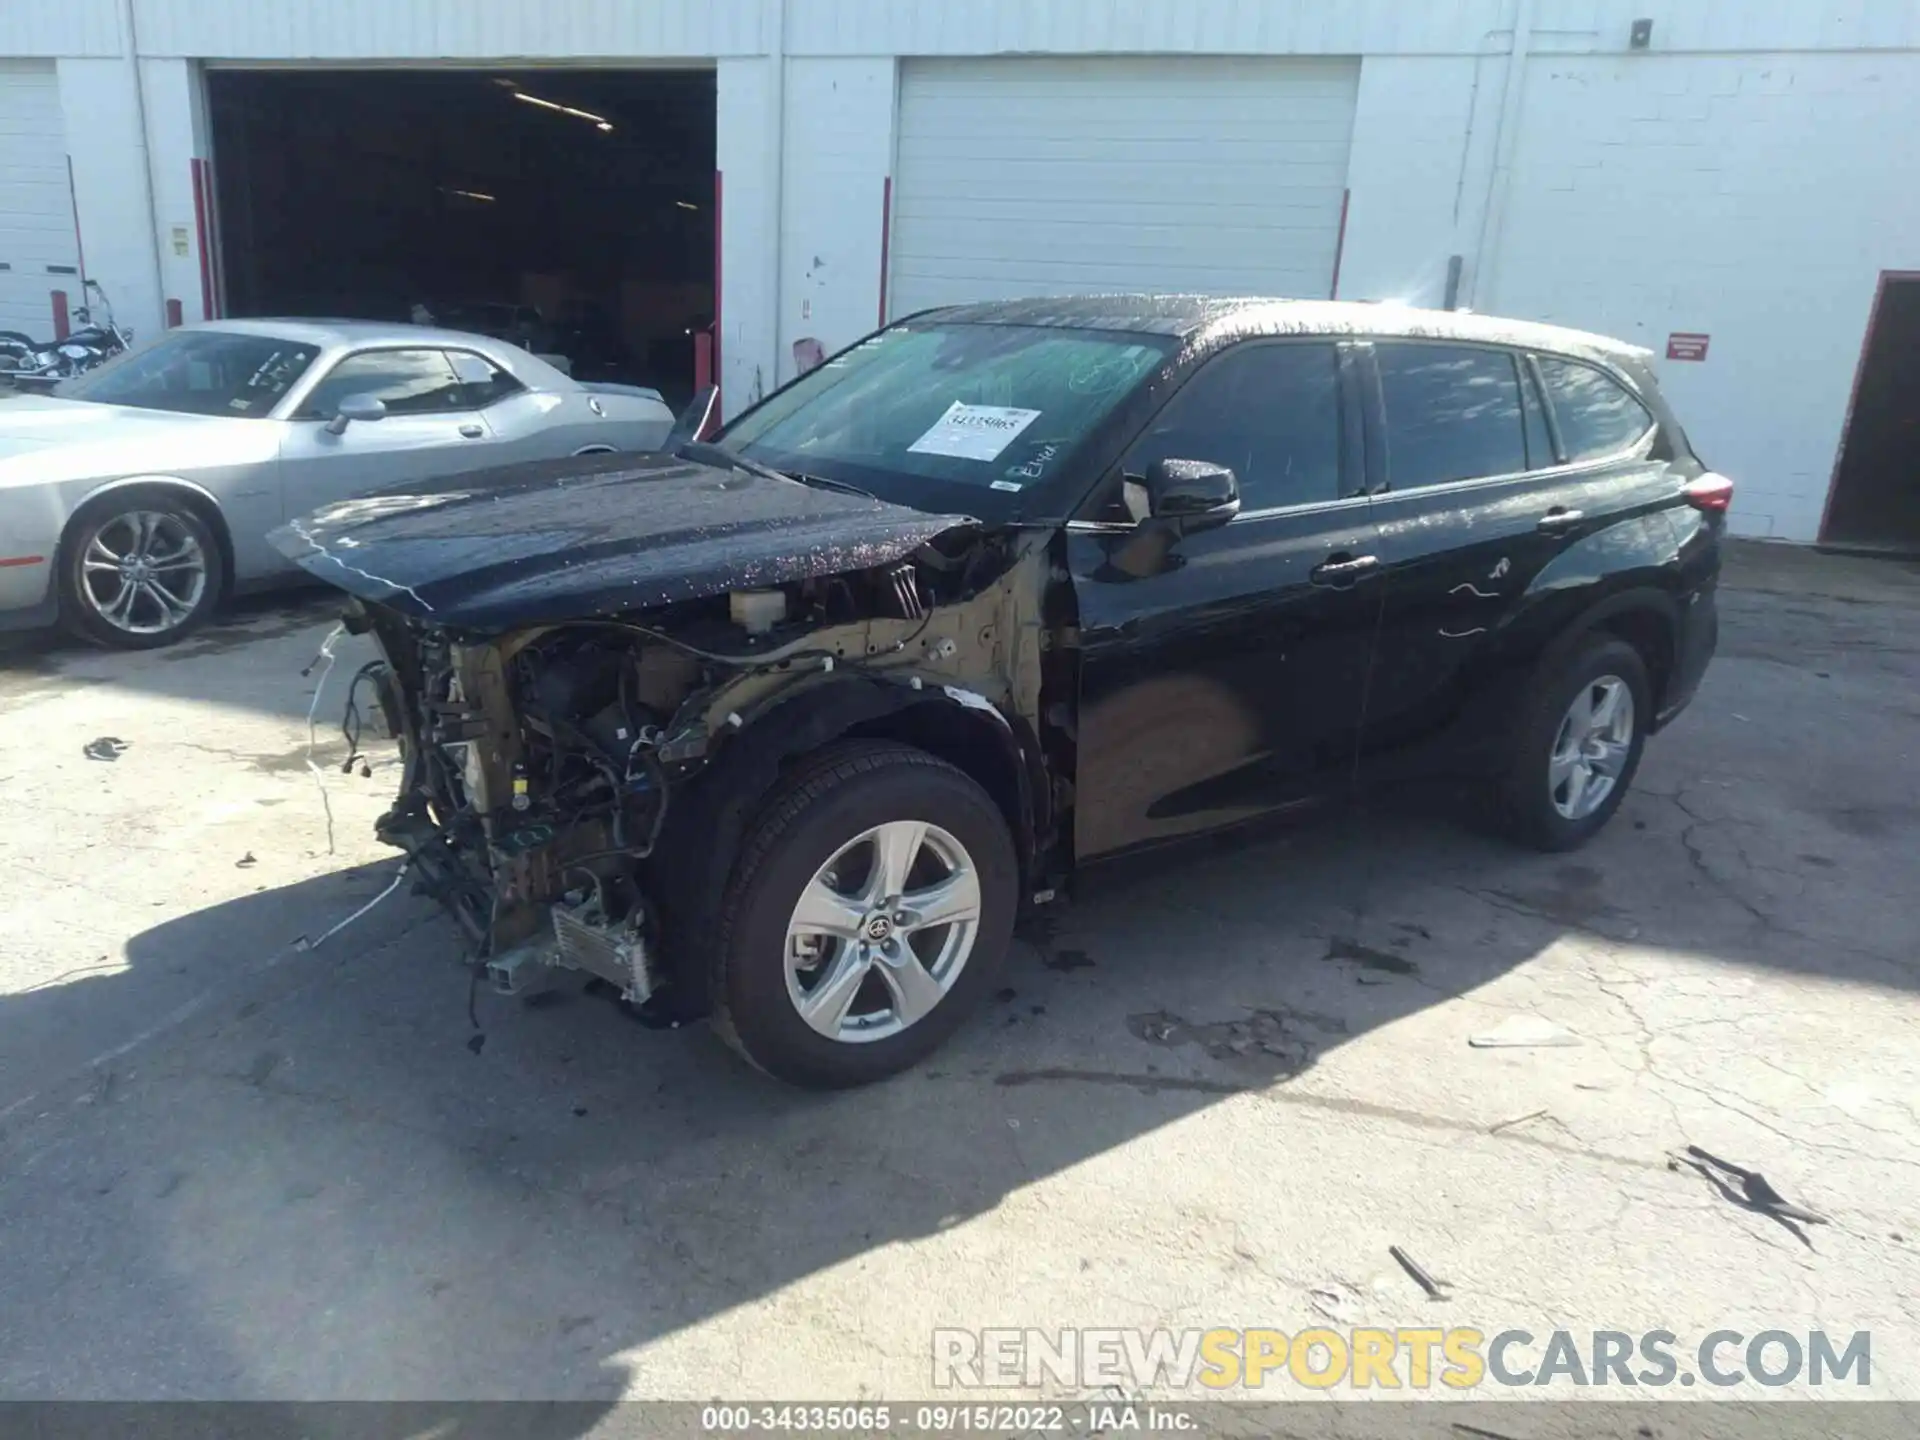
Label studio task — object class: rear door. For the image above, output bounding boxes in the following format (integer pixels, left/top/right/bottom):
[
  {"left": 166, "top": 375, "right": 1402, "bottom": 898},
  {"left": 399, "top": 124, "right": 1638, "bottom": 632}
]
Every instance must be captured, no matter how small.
[
  {"left": 1357, "top": 341, "right": 1661, "bottom": 778},
  {"left": 1067, "top": 338, "right": 1382, "bottom": 860},
  {"left": 277, "top": 348, "right": 497, "bottom": 519}
]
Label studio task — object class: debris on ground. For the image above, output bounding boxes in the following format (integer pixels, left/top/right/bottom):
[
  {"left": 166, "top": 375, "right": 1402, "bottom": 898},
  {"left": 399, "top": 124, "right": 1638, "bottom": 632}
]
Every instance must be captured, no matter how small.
[
  {"left": 465, "top": 1033, "right": 486, "bottom": 1056},
  {"left": 1469, "top": 1016, "right": 1581, "bottom": 1048},
  {"left": 1488, "top": 1108, "right": 1551, "bottom": 1134},
  {"left": 1451, "top": 1423, "right": 1524, "bottom": 1440},
  {"left": 83, "top": 736, "right": 129, "bottom": 762},
  {"left": 1389, "top": 1244, "right": 1450, "bottom": 1300},
  {"left": 1308, "top": 1283, "right": 1358, "bottom": 1323},
  {"left": 236, "top": 852, "right": 257, "bottom": 868},
  {"left": 1674, "top": 1144, "right": 1829, "bottom": 1244},
  {"left": 1127, "top": 1007, "right": 1345, "bottom": 1073},
  {"left": 1324, "top": 935, "right": 1419, "bottom": 974}
]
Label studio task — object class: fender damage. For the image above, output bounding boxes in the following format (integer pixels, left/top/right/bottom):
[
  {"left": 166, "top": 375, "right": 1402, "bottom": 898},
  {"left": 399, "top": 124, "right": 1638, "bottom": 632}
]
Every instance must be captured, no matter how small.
[{"left": 273, "top": 453, "right": 1061, "bottom": 1013}]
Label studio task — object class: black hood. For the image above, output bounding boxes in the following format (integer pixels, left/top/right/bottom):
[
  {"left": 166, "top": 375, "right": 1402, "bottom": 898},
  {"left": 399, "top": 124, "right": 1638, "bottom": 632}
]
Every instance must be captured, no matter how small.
[{"left": 268, "top": 451, "right": 976, "bottom": 632}]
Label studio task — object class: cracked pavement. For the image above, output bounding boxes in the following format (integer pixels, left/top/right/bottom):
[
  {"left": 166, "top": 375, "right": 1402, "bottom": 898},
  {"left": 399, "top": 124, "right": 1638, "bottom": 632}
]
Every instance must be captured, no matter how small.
[{"left": 1, "top": 545, "right": 1918, "bottom": 1408}]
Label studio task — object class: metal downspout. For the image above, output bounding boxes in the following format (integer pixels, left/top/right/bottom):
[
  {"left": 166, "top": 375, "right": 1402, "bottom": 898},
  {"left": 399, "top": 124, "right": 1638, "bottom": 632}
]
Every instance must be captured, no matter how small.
[
  {"left": 119, "top": 0, "right": 169, "bottom": 331},
  {"left": 764, "top": 0, "right": 787, "bottom": 397},
  {"left": 1470, "top": 0, "right": 1537, "bottom": 311}
]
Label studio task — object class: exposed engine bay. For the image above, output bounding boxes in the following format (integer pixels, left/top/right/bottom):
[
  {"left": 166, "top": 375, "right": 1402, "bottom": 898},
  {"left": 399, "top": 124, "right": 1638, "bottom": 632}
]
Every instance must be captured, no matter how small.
[{"left": 346, "top": 527, "right": 1055, "bottom": 1010}]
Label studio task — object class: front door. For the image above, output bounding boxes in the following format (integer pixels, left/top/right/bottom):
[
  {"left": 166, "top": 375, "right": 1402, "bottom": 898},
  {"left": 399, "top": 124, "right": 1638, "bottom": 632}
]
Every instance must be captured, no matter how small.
[
  {"left": 277, "top": 347, "right": 499, "bottom": 525},
  {"left": 1067, "top": 339, "right": 1385, "bottom": 861}
]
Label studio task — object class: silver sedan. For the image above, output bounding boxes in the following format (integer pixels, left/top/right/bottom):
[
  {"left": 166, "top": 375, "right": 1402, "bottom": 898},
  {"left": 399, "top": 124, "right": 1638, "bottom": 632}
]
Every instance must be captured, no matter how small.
[{"left": 0, "top": 319, "right": 674, "bottom": 648}]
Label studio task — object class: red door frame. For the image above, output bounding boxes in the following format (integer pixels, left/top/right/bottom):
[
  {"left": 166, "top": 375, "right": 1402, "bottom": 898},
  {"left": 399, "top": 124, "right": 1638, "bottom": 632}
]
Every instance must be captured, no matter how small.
[{"left": 1818, "top": 269, "right": 1920, "bottom": 543}]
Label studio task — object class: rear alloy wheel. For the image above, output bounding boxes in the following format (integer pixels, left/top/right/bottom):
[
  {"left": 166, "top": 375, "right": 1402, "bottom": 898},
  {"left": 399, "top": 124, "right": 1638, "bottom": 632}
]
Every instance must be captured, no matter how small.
[
  {"left": 1548, "top": 675, "right": 1635, "bottom": 822},
  {"left": 1501, "top": 636, "right": 1650, "bottom": 851},
  {"left": 712, "top": 741, "right": 1017, "bottom": 1088},
  {"left": 60, "top": 497, "right": 222, "bottom": 649}
]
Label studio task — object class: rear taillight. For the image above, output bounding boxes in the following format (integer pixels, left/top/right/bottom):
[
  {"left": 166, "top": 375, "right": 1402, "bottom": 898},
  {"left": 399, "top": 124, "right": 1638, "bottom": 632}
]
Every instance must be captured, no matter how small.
[{"left": 1684, "top": 472, "right": 1734, "bottom": 512}]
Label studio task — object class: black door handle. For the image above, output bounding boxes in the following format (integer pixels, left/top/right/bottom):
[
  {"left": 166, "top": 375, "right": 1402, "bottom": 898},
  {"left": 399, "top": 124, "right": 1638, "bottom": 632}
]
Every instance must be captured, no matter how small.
[
  {"left": 1311, "top": 553, "right": 1381, "bottom": 585},
  {"left": 1537, "top": 507, "right": 1584, "bottom": 533}
]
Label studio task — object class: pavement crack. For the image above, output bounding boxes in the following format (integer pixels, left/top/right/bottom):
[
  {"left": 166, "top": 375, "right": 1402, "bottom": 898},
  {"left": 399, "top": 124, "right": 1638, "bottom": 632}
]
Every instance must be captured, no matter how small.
[
  {"left": 997, "top": 1070, "right": 1661, "bottom": 1175},
  {"left": 1656, "top": 1070, "right": 1920, "bottom": 1175}
]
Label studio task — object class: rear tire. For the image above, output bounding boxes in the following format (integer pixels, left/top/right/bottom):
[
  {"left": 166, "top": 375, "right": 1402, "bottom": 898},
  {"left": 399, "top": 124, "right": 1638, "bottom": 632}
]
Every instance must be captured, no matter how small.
[
  {"left": 1499, "top": 636, "right": 1650, "bottom": 852},
  {"left": 58, "top": 492, "right": 223, "bottom": 650},
  {"left": 710, "top": 741, "right": 1018, "bottom": 1088}
]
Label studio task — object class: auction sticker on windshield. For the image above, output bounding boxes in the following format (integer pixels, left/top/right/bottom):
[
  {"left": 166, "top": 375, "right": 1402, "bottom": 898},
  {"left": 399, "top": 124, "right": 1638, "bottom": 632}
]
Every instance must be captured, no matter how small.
[{"left": 908, "top": 402, "right": 1042, "bottom": 462}]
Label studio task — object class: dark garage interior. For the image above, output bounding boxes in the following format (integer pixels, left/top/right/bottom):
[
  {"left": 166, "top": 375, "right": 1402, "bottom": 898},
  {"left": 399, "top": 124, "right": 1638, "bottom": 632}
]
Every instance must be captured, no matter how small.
[
  {"left": 1823, "top": 276, "right": 1920, "bottom": 552},
  {"left": 207, "top": 68, "right": 715, "bottom": 408}
]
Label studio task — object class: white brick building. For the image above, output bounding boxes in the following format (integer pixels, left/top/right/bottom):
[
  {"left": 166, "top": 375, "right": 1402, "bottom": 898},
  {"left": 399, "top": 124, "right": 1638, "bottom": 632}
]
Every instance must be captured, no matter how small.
[{"left": 3, "top": 0, "right": 1917, "bottom": 545}]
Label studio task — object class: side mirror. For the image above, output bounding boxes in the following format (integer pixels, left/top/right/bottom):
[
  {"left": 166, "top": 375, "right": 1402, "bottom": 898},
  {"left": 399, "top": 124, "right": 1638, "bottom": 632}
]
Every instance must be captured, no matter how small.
[
  {"left": 1137, "top": 457, "right": 1239, "bottom": 536},
  {"left": 662, "top": 384, "right": 720, "bottom": 451},
  {"left": 326, "top": 393, "right": 388, "bottom": 435}
]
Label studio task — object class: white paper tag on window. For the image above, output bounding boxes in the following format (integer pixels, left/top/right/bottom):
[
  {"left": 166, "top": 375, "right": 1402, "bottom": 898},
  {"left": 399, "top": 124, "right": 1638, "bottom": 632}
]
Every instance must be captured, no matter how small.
[
  {"left": 448, "top": 352, "right": 494, "bottom": 383},
  {"left": 907, "top": 402, "right": 1041, "bottom": 462}
]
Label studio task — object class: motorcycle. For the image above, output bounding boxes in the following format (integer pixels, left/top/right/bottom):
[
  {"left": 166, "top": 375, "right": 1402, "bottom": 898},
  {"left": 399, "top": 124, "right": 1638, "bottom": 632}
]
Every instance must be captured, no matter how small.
[{"left": 1, "top": 281, "right": 133, "bottom": 390}]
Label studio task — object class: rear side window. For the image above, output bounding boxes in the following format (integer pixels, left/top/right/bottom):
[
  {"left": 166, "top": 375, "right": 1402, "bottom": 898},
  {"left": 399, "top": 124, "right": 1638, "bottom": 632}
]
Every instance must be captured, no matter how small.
[
  {"left": 448, "top": 350, "right": 525, "bottom": 408},
  {"left": 1123, "top": 342, "right": 1344, "bottom": 511},
  {"left": 1536, "top": 356, "right": 1653, "bottom": 463},
  {"left": 1375, "top": 344, "right": 1528, "bottom": 490},
  {"left": 297, "top": 349, "right": 467, "bottom": 419}
]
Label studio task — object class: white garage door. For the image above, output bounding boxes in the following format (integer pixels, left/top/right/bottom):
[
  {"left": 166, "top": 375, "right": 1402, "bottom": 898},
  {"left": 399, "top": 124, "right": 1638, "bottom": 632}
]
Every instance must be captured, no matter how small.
[
  {"left": 0, "top": 60, "right": 80, "bottom": 337},
  {"left": 890, "top": 56, "right": 1360, "bottom": 319}
]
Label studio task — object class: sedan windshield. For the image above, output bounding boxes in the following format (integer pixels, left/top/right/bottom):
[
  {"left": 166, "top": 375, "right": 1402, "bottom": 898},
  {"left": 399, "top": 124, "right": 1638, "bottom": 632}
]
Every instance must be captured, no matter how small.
[
  {"left": 58, "top": 331, "right": 319, "bottom": 418},
  {"left": 721, "top": 323, "right": 1173, "bottom": 518}
]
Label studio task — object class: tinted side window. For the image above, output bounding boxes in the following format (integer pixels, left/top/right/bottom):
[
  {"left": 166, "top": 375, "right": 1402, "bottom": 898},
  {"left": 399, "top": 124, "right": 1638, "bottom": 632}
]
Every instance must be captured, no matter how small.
[
  {"left": 298, "top": 349, "right": 466, "bottom": 419},
  {"left": 1375, "top": 344, "right": 1527, "bottom": 490},
  {"left": 1123, "top": 342, "right": 1343, "bottom": 512},
  {"left": 448, "top": 350, "right": 526, "bottom": 408},
  {"left": 1536, "top": 356, "right": 1653, "bottom": 462}
]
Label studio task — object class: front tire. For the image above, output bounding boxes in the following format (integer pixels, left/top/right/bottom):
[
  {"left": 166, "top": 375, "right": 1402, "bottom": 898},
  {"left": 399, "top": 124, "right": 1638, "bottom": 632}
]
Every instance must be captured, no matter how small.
[
  {"left": 711, "top": 741, "right": 1018, "bottom": 1088},
  {"left": 58, "top": 493, "right": 222, "bottom": 650},
  {"left": 1499, "top": 636, "right": 1650, "bottom": 852}
]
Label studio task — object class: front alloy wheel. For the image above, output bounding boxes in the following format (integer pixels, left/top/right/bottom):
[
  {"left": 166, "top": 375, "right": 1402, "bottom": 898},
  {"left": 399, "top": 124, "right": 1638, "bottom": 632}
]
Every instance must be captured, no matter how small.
[
  {"left": 61, "top": 498, "right": 222, "bottom": 649},
  {"left": 712, "top": 741, "right": 1017, "bottom": 1088},
  {"left": 785, "top": 820, "right": 983, "bottom": 1043}
]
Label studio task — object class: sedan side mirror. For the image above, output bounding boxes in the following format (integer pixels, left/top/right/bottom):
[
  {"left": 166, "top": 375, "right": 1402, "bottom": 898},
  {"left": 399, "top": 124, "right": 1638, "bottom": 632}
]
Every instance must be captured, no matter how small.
[
  {"left": 326, "top": 393, "right": 389, "bottom": 435},
  {"left": 1138, "top": 457, "right": 1239, "bottom": 536}
]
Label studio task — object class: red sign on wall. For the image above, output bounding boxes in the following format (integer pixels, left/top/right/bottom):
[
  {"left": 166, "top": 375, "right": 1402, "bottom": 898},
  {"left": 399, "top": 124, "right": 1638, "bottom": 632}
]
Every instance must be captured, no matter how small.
[{"left": 1666, "top": 332, "right": 1711, "bottom": 361}]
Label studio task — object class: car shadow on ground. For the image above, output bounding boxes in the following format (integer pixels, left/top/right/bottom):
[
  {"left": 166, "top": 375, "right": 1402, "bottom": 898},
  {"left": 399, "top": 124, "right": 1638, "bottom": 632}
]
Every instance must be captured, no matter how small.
[{"left": 4, "top": 732, "right": 1915, "bottom": 1406}]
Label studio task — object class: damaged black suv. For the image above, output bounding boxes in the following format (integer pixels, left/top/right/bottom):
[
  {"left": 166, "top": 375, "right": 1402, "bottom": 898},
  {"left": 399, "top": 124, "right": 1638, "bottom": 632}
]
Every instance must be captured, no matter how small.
[{"left": 276, "top": 297, "right": 1725, "bottom": 1088}]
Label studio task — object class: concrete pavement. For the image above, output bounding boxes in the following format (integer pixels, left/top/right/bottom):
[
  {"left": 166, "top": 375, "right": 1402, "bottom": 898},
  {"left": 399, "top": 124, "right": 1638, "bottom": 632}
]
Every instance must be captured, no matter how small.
[{"left": 1, "top": 549, "right": 1916, "bottom": 1409}]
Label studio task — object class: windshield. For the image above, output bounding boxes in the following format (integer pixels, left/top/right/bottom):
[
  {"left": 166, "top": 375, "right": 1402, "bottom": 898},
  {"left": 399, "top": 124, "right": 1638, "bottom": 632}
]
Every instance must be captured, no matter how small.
[
  {"left": 721, "top": 323, "right": 1173, "bottom": 518},
  {"left": 57, "top": 330, "right": 319, "bottom": 417}
]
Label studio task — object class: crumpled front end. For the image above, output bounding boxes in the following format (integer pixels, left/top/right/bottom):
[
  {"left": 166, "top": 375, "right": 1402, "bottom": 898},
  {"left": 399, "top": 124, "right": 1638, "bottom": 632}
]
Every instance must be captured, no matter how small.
[{"left": 349, "top": 525, "right": 1055, "bottom": 1010}]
